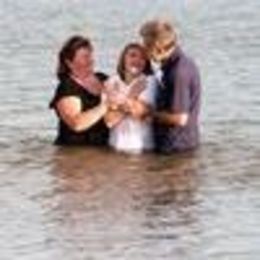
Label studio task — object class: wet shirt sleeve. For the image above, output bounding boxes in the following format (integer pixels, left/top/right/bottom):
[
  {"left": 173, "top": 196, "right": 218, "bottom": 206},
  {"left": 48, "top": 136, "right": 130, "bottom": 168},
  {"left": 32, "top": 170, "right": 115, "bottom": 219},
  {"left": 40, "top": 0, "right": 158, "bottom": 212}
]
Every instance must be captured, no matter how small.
[
  {"left": 49, "top": 80, "right": 79, "bottom": 109},
  {"left": 139, "top": 76, "right": 158, "bottom": 107}
]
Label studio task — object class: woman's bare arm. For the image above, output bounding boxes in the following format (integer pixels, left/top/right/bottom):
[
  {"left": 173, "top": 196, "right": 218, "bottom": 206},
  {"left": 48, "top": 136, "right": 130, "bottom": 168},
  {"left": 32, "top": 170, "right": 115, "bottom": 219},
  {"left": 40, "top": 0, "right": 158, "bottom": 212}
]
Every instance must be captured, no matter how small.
[{"left": 56, "top": 96, "right": 107, "bottom": 132}]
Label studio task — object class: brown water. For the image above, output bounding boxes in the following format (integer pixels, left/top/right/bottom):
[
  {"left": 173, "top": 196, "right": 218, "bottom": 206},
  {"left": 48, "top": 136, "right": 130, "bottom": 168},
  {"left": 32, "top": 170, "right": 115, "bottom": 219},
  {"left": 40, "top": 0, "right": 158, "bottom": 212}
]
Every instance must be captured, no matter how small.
[{"left": 1, "top": 0, "right": 260, "bottom": 259}]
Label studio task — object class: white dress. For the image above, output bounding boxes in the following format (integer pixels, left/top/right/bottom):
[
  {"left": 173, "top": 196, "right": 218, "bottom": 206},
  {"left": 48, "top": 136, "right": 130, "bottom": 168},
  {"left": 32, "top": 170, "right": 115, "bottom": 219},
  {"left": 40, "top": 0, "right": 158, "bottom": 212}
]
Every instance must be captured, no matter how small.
[{"left": 106, "top": 75, "right": 157, "bottom": 153}]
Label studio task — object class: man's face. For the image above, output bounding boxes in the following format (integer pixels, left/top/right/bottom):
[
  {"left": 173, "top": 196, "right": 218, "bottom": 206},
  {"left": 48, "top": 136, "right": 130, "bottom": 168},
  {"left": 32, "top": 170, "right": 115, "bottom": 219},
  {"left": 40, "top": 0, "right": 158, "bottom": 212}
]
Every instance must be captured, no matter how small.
[{"left": 149, "top": 41, "right": 174, "bottom": 63}]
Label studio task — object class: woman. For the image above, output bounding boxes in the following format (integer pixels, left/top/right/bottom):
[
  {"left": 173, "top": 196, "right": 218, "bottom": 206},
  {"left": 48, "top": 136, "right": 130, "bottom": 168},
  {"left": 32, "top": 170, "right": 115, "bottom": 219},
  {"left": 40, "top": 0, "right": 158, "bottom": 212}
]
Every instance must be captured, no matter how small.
[
  {"left": 105, "top": 43, "right": 157, "bottom": 153},
  {"left": 50, "top": 36, "right": 109, "bottom": 146}
]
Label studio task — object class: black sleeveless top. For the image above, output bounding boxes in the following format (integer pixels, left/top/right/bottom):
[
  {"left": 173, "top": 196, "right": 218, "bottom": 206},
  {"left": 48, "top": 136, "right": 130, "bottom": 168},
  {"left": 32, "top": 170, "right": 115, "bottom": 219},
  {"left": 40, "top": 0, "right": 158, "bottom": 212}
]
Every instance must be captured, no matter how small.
[{"left": 50, "top": 73, "right": 109, "bottom": 146}]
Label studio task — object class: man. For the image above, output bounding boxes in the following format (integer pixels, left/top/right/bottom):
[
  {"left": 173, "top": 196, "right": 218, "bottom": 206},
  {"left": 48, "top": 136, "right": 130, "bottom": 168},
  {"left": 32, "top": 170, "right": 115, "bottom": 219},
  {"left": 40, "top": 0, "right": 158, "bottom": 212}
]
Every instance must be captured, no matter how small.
[{"left": 140, "top": 19, "right": 201, "bottom": 153}]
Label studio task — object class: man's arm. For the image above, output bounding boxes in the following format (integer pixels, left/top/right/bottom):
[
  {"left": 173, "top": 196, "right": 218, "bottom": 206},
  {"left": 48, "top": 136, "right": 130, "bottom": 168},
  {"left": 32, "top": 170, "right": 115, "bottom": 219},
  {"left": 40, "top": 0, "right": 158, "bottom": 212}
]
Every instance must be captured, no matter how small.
[
  {"left": 154, "top": 62, "right": 191, "bottom": 127},
  {"left": 153, "top": 111, "right": 188, "bottom": 127}
]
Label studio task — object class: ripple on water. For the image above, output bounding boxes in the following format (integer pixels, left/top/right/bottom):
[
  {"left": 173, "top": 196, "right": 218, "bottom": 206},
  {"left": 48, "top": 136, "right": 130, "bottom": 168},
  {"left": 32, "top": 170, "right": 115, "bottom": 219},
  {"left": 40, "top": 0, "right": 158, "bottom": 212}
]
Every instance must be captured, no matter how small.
[{"left": 1, "top": 0, "right": 260, "bottom": 259}]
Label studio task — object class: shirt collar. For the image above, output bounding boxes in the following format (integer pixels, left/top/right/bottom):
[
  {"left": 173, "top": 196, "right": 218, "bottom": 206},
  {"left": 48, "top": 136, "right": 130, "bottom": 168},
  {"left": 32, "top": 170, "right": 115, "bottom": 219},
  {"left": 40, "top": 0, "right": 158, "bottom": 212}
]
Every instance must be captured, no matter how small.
[{"left": 161, "top": 46, "right": 182, "bottom": 70}]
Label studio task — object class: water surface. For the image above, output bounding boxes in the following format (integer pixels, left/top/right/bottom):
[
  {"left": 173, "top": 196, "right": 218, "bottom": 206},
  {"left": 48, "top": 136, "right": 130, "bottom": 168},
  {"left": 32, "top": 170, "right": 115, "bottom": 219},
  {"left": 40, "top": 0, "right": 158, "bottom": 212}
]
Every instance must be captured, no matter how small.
[{"left": 0, "top": 0, "right": 260, "bottom": 259}]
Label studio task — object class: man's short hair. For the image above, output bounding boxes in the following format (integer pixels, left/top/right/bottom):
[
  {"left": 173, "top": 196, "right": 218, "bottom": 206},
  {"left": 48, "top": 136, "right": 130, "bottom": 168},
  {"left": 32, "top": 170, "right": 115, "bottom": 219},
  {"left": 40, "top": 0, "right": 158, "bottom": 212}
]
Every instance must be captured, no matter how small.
[{"left": 139, "top": 19, "right": 178, "bottom": 50}]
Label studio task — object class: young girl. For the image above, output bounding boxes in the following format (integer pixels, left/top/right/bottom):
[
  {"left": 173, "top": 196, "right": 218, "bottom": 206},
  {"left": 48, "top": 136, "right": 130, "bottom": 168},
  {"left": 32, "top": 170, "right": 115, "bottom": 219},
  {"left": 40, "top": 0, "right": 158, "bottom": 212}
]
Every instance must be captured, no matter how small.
[{"left": 104, "top": 43, "right": 157, "bottom": 153}]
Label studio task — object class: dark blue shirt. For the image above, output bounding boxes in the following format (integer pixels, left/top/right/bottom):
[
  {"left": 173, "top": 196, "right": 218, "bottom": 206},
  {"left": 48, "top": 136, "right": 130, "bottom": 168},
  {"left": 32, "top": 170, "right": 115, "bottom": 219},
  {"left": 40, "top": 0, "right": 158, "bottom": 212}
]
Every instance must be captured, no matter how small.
[{"left": 154, "top": 47, "right": 201, "bottom": 153}]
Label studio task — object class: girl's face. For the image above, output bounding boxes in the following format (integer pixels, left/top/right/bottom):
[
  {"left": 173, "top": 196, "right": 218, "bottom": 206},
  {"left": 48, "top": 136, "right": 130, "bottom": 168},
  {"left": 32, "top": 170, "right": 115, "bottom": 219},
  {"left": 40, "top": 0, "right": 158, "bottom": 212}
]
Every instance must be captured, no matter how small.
[
  {"left": 67, "top": 47, "right": 94, "bottom": 77},
  {"left": 124, "top": 47, "right": 146, "bottom": 76}
]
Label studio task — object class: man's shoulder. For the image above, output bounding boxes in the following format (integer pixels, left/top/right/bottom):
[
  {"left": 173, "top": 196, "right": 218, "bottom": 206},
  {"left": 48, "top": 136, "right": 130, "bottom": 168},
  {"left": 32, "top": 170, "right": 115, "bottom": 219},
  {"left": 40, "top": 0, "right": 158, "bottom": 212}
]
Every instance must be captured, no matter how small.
[
  {"left": 179, "top": 50, "right": 196, "bottom": 68},
  {"left": 178, "top": 50, "right": 200, "bottom": 78}
]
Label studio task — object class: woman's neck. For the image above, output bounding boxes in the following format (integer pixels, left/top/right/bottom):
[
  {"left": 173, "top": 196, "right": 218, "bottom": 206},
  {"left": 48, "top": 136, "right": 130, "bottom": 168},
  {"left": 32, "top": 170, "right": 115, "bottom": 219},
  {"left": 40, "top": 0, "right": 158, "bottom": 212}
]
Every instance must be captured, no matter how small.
[
  {"left": 70, "top": 72, "right": 101, "bottom": 96},
  {"left": 72, "top": 69, "right": 92, "bottom": 81}
]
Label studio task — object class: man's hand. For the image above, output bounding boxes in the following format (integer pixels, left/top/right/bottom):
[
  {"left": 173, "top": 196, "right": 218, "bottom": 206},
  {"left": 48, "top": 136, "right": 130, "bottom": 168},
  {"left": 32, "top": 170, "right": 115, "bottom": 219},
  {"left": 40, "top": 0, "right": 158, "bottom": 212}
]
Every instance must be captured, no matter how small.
[{"left": 153, "top": 111, "right": 189, "bottom": 127}]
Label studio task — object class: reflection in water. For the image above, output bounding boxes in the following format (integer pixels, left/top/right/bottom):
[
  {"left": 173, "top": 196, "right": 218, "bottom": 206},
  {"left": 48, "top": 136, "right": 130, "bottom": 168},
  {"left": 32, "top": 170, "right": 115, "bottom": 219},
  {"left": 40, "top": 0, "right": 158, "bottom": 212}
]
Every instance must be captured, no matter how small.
[
  {"left": 1, "top": 0, "right": 260, "bottom": 258},
  {"left": 45, "top": 148, "right": 201, "bottom": 259},
  {"left": 141, "top": 154, "right": 201, "bottom": 259}
]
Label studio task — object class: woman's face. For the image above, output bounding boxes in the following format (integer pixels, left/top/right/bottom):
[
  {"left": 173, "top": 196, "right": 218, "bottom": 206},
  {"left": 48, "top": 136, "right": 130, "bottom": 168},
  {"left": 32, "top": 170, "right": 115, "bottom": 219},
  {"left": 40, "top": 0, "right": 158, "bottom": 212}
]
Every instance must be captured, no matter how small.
[
  {"left": 68, "top": 47, "right": 94, "bottom": 76},
  {"left": 124, "top": 48, "right": 146, "bottom": 76}
]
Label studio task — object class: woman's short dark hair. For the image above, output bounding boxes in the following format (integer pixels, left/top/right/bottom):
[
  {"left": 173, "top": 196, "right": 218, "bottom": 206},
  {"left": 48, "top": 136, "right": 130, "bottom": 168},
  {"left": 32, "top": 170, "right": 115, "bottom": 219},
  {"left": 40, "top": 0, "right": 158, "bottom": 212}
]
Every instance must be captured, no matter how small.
[
  {"left": 57, "top": 35, "right": 93, "bottom": 81},
  {"left": 117, "top": 43, "right": 152, "bottom": 81}
]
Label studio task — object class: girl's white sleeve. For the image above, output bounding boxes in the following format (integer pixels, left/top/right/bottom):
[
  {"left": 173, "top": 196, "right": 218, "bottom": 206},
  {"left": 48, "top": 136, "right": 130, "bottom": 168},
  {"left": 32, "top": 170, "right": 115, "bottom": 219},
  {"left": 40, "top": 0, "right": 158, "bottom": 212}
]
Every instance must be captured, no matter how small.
[{"left": 139, "top": 76, "right": 158, "bottom": 107}]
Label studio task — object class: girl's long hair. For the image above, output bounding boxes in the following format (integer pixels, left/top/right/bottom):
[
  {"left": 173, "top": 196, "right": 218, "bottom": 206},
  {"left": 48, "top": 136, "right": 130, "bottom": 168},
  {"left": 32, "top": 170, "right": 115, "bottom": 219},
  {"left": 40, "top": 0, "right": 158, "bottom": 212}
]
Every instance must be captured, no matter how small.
[{"left": 117, "top": 42, "right": 152, "bottom": 81}]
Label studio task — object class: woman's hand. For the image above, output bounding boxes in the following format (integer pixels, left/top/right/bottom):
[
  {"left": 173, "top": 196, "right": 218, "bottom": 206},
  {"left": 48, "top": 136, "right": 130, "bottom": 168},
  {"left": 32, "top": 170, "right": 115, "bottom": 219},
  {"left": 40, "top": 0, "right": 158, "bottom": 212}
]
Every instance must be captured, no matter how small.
[{"left": 123, "top": 97, "right": 151, "bottom": 119}]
